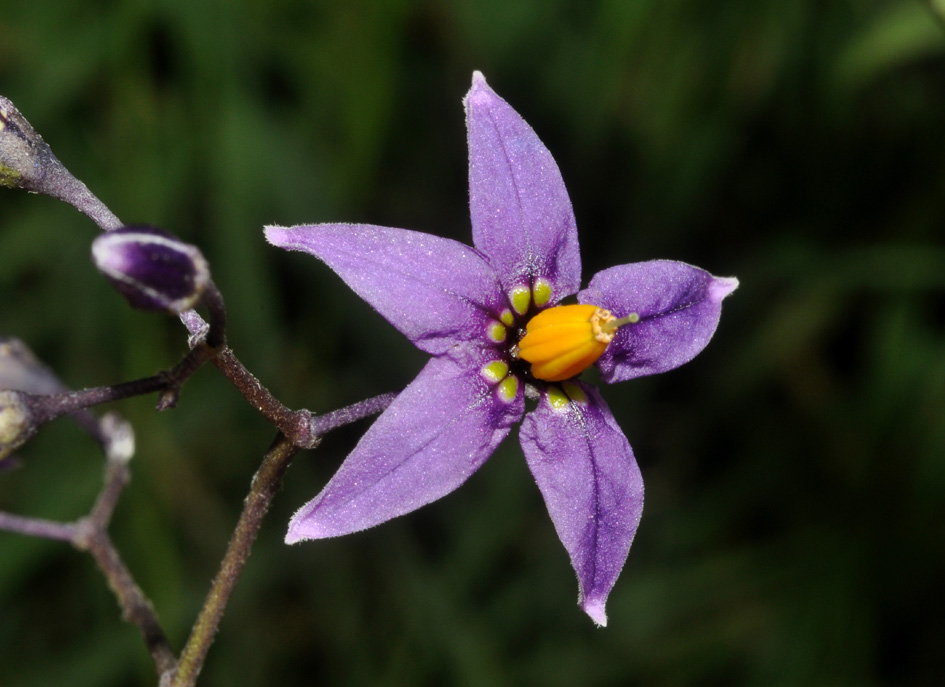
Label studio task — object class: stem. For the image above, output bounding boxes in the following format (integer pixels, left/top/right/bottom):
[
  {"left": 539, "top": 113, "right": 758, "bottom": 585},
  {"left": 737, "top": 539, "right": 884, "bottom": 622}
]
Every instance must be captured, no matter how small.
[
  {"left": 25, "top": 376, "right": 168, "bottom": 425},
  {"left": 76, "top": 454, "right": 177, "bottom": 674},
  {"left": 0, "top": 454, "right": 177, "bottom": 675},
  {"left": 80, "top": 526, "right": 177, "bottom": 674},
  {"left": 309, "top": 392, "right": 397, "bottom": 436},
  {"left": 48, "top": 169, "right": 123, "bottom": 231},
  {"left": 200, "top": 284, "right": 227, "bottom": 350},
  {"left": 168, "top": 434, "right": 299, "bottom": 687},
  {"left": 211, "top": 348, "right": 314, "bottom": 446},
  {"left": 156, "top": 342, "right": 220, "bottom": 411},
  {"left": 0, "top": 511, "right": 77, "bottom": 541},
  {"left": 87, "top": 447, "right": 131, "bottom": 527}
]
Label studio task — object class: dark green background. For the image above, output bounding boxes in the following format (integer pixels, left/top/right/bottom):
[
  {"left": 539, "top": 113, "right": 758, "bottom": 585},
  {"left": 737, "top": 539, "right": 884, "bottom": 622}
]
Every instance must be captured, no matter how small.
[{"left": 2, "top": 1, "right": 944, "bottom": 685}]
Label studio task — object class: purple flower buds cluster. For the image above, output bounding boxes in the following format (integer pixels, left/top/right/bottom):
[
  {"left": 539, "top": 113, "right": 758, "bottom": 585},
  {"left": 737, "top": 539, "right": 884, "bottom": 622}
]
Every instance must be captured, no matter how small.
[{"left": 92, "top": 227, "right": 211, "bottom": 314}]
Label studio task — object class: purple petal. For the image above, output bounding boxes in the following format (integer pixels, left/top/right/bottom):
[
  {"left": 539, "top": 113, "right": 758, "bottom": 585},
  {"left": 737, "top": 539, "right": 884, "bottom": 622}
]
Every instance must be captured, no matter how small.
[
  {"left": 520, "top": 381, "right": 643, "bottom": 626},
  {"left": 265, "top": 223, "right": 507, "bottom": 356},
  {"left": 286, "top": 353, "right": 523, "bottom": 542},
  {"left": 465, "top": 72, "right": 581, "bottom": 301},
  {"left": 579, "top": 261, "right": 738, "bottom": 383}
]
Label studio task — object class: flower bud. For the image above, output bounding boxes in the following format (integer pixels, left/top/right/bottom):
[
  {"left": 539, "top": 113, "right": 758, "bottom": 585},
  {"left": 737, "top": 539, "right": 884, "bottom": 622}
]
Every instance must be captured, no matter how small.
[
  {"left": 0, "top": 96, "right": 50, "bottom": 191},
  {"left": 92, "top": 227, "right": 211, "bottom": 313},
  {"left": 0, "top": 390, "right": 35, "bottom": 463},
  {"left": 1, "top": 95, "right": 122, "bottom": 229}
]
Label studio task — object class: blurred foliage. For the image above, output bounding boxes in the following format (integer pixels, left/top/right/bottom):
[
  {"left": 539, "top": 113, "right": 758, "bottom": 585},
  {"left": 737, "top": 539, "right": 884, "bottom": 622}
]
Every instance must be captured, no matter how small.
[{"left": 2, "top": 0, "right": 945, "bottom": 685}]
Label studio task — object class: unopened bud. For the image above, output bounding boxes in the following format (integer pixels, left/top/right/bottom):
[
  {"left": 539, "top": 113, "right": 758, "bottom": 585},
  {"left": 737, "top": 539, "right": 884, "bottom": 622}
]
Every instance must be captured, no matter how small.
[
  {"left": 92, "top": 227, "right": 211, "bottom": 313},
  {"left": 0, "top": 96, "right": 51, "bottom": 191},
  {"left": 1, "top": 95, "right": 121, "bottom": 229},
  {"left": 0, "top": 337, "right": 63, "bottom": 395},
  {"left": 0, "top": 390, "right": 35, "bottom": 462}
]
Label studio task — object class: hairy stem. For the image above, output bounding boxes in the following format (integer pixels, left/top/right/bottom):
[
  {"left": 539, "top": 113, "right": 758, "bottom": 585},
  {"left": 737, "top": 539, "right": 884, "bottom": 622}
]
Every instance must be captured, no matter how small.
[
  {"left": 0, "top": 511, "right": 77, "bottom": 541},
  {"left": 168, "top": 434, "right": 299, "bottom": 687},
  {"left": 0, "top": 455, "right": 177, "bottom": 675},
  {"left": 309, "top": 392, "right": 397, "bottom": 436},
  {"left": 79, "top": 525, "right": 177, "bottom": 675},
  {"left": 211, "top": 348, "right": 314, "bottom": 446}
]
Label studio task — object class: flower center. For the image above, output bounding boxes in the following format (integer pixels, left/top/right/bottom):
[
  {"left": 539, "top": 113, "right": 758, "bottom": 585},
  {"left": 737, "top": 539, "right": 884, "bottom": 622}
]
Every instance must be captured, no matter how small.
[{"left": 517, "top": 304, "right": 639, "bottom": 382}]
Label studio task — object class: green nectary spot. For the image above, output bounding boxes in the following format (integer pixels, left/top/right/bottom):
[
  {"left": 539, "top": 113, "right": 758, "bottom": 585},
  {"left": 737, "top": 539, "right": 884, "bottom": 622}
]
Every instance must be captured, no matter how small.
[
  {"left": 562, "top": 381, "right": 588, "bottom": 404},
  {"left": 510, "top": 286, "right": 531, "bottom": 315},
  {"left": 500, "top": 309, "right": 515, "bottom": 326},
  {"left": 481, "top": 360, "right": 509, "bottom": 383},
  {"left": 487, "top": 322, "right": 507, "bottom": 343},
  {"left": 546, "top": 385, "right": 569, "bottom": 410},
  {"left": 533, "top": 278, "right": 552, "bottom": 307},
  {"left": 496, "top": 376, "right": 518, "bottom": 402}
]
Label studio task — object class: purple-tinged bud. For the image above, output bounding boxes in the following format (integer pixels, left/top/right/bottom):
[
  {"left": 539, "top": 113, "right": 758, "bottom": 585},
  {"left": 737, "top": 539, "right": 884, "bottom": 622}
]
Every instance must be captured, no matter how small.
[
  {"left": 92, "top": 227, "right": 211, "bottom": 313},
  {"left": 1, "top": 96, "right": 50, "bottom": 191},
  {"left": 1, "top": 96, "right": 122, "bottom": 230},
  {"left": 0, "top": 390, "right": 35, "bottom": 463},
  {"left": 0, "top": 337, "right": 63, "bottom": 395}
]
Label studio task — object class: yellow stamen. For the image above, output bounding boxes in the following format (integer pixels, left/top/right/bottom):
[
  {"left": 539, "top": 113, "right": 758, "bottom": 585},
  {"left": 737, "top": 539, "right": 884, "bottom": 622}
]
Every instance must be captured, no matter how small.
[{"left": 518, "top": 304, "right": 638, "bottom": 382}]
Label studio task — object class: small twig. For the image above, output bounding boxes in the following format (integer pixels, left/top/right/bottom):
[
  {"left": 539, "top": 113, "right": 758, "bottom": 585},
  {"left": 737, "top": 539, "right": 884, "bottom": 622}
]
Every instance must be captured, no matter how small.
[
  {"left": 79, "top": 525, "right": 177, "bottom": 674},
  {"left": 0, "top": 511, "right": 77, "bottom": 542},
  {"left": 156, "top": 342, "right": 221, "bottom": 411},
  {"left": 87, "top": 448, "right": 131, "bottom": 527},
  {"left": 211, "top": 348, "right": 314, "bottom": 446},
  {"left": 77, "top": 520, "right": 177, "bottom": 674},
  {"left": 23, "top": 376, "right": 168, "bottom": 426},
  {"left": 0, "top": 451, "right": 176, "bottom": 675},
  {"left": 199, "top": 284, "right": 227, "bottom": 350},
  {"left": 309, "top": 392, "right": 397, "bottom": 436},
  {"left": 167, "top": 434, "right": 299, "bottom": 687},
  {"left": 164, "top": 391, "right": 396, "bottom": 686}
]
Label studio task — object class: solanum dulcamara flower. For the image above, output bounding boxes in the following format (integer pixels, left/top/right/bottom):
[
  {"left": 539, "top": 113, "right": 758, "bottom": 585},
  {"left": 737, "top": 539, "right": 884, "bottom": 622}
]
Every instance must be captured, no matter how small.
[{"left": 265, "top": 72, "right": 737, "bottom": 626}]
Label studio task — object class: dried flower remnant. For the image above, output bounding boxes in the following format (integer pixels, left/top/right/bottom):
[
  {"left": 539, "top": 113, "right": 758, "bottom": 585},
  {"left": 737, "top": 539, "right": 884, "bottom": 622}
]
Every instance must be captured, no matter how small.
[{"left": 266, "top": 72, "right": 737, "bottom": 625}]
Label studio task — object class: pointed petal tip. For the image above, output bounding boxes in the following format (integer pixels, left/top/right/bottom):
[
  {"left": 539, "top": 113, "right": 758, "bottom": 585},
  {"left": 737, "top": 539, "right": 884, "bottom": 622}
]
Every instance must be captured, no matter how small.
[
  {"left": 263, "top": 224, "right": 289, "bottom": 247},
  {"left": 284, "top": 516, "right": 310, "bottom": 545},
  {"left": 285, "top": 516, "right": 334, "bottom": 544},
  {"left": 465, "top": 71, "right": 495, "bottom": 109},
  {"left": 710, "top": 276, "right": 739, "bottom": 301},
  {"left": 581, "top": 597, "right": 608, "bottom": 627}
]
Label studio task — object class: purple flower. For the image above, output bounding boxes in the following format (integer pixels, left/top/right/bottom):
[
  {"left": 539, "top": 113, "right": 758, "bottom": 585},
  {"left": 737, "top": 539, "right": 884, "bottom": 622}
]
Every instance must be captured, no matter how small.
[{"left": 265, "top": 72, "right": 737, "bottom": 626}]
